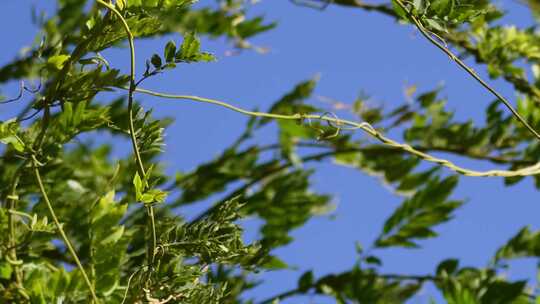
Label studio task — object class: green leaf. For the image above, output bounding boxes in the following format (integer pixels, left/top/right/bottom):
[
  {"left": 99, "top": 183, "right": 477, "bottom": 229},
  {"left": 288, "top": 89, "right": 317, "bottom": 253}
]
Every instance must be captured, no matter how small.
[
  {"left": 436, "top": 259, "right": 459, "bottom": 275},
  {"left": 0, "top": 135, "right": 25, "bottom": 152},
  {"left": 0, "top": 120, "right": 25, "bottom": 152},
  {"left": 243, "top": 170, "right": 331, "bottom": 248},
  {"left": 261, "top": 256, "right": 289, "bottom": 270},
  {"left": 364, "top": 256, "right": 382, "bottom": 266},
  {"left": 47, "top": 54, "right": 70, "bottom": 70},
  {"left": 133, "top": 172, "right": 144, "bottom": 200},
  {"left": 392, "top": 0, "right": 409, "bottom": 20},
  {"left": 175, "top": 32, "right": 216, "bottom": 63},
  {"left": 481, "top": 280, "right": 527, "bottom": 304},
  {"left": 174, "top": 147, "right": 259, "bottom": 204},
  {"left": 298, "top": 270, "right": 314, "bottom": 292},
  {"left": 180, "top": 32, "right": 200, "bottom": 58},
  {"left": 116, "top": 0, "right": 126, "bottom": 10},
  {"left": 151, "top": 54, "right": 162, "bottom": 68},
  {"left": 161, "top": 197, "right": 264, "bottom": 266},
  {"left": 61, "top": 102, "right": 73, "bottom": 129},
  {"left": 164, "top": 40, "right": 177, "bottom": 63},
  {"left": 100, "top": 226, "right": 125, "bottom": 245},
  {"left": 88, "top": 15, "right": 163, "bottom": 51},
  {"left": 316, "top": 266, "right": 422, "bottom": 302},
  {"left": 376, "top": 175, "right": 462, "bottom": 248},
  {"left": 494, "top": 227, "right": 540, "bottom": 262},
  {"left": 140, "top": 188, "right": 168, "bottom": 204},
  {"left": 260, "top": 77, "right": 319, "bottom": 126},
  {"left": 0, "top": 262, "right": 13, "bottom": 280},
  {"left": 397, "top": 168, "right": 439, "bottom": 193},
  {"left": 89, "top": 190, "right": 128, "bottom": 296},
  {"left": 128, "top": 0, "right": 194, "bottom": 9}
]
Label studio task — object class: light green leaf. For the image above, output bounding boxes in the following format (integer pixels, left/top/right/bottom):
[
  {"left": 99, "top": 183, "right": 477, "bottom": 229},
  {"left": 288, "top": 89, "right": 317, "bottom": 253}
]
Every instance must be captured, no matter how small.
[
  {"left": 175, "top": 32, "right": 216, "bottom": 63},
  {"left": 180, "top": 32, "right": 200, "bottom": 58},
  {"left": 100, "top": 226, "right": 125, "bottom": 245},
  {"left": 0, "top": 262, "right": 12, "bottom": 280},
  {"left": 116, "top": 0, "right": 126, "bottom": 10},
  {"left": 47, "top": 54, "right": 70, "bottom": 70},
  {"left": 0, "top": 120, "right": 25, "bottom": 152},
  {"left": 133, "top": 172, "right": 143, "bottom": 200},
  {"left": 140, "top": 188, "right": 168, "bottom": 204}
]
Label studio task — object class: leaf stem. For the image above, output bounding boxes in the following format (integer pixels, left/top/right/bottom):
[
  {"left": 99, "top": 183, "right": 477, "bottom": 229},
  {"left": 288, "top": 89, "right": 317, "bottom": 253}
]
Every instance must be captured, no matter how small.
[
  {"left": 147, "top": 205, "right": 157, "bottom": 264},
  {"left": 31, "top": 155, "right": 99, "bottom": 303}
]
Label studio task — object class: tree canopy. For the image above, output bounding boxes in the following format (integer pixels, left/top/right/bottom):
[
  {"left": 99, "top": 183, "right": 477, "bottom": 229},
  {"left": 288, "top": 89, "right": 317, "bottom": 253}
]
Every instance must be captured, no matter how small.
[{"left": 1, "top": 0, "right": 540, "bottom": 303}]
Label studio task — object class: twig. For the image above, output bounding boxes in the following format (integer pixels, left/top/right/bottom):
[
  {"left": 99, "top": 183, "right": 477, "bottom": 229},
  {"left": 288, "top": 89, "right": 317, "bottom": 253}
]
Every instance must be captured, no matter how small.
[{"left": 32, "top": 155, "right": 99, "bottom": 303}]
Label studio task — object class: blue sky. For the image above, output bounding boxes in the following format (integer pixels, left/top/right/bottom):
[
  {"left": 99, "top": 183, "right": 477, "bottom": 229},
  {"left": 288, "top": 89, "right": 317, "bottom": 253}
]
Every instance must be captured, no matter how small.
[{"left": 1, "top": 1, "right": 539, "bottom": 303}]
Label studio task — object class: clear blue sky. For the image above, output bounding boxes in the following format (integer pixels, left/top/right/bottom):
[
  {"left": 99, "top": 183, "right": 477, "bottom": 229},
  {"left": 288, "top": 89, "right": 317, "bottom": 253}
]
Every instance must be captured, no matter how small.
[{"left": 1, "top": 1, "right": 539, "bottom": 303}]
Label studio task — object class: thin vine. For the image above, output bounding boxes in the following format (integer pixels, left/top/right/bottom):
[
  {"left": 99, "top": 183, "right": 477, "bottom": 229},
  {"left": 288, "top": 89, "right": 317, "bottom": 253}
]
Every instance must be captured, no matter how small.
[
  {"left": 2, "top": 9, "right": 110, "bottom": 300},
  {"left": 31, "top": 155, "right": 99, "bottom": 303},
  {"left": 128, "top": 87, "right": 540, "bottom": 178},
  {"left": 293, "top": 0, "right": 540, "bottom": 141},
  {"left": 5, "top": 170, "right": 27, "bottom": 300},
  {"left": 95, "top": 0, "right": 158, "bottom": 270}
]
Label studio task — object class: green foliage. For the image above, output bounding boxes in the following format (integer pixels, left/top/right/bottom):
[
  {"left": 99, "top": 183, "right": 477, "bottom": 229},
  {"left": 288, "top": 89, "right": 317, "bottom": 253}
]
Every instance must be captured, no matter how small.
[
  {"left": 243, "top": 169, "right": 331, "bottom": 248},
  {"left": 89, "top": 191, "right": 129, "bottom": 296},
  {"left": 395, "top": 0, "right": 496, "bottom": 32},
  {"left": 146, "top": 33, "right": 216, "bottom": 74},
  {"left": 0, "top": 120, "right": 25, "bottom": 152},
  {"left": 376, "top": 175, "right": 462, "bottom": 248},
  {"left": 175, "top": 146, "right": 259, "bottom": 204},
  {"left": 0, "top": 0, "right": 539, "bottom": 303},
  {"left": 160, "top": 198, "right": 262, "bottom": 266},
  {"left": 434, "top": 259, "right": 529, "bottom": 304},
  {"left": 304, "top": 265, "right": 422, "bottom": 303},
  {"left": 494, "top": 227, "right": 540, "bottom": 262},
  {"left": 124, "top": 0, "right": 194, "bottom": 9},
  {"left": 264, "top": 78, "right": 319, "bottom": 122}
]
